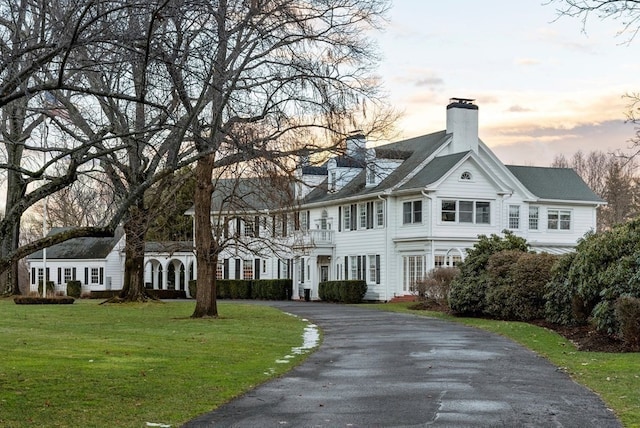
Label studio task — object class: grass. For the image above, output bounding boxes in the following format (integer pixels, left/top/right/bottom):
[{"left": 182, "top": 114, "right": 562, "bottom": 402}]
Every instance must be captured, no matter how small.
[
  {"left": 363, "top": 302, "right": 640, "bottom": 427},
  {"left": 0, "top": 298, "right": 312, "bottom": 428}
]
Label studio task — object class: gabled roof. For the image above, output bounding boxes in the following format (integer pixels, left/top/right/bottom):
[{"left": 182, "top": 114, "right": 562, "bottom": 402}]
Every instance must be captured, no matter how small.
[
  {"left": 506, "top": 165, "right": 604, "bottom": 203},
  {"left": 145, "top": 241, "right": 194, "bottom": 253},
  {"left": 208, "top": 177, "right": 297, "bottom": 213},
  {"left": 304, "top": 130, "right": 450, "bottom": 204},
  {"left": 397, "top": 152, "right": 468, "bottom": 191},
  {"left": 27, "top": 227, "right": 124, "bottom": 260}
]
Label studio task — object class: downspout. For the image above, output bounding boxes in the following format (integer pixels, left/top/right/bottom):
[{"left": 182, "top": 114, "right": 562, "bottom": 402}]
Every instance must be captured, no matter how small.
[
  {"left": 378, "top": 193, "right": 389, "bottom": 301},
  {"left": 421, "top": 189, "right": 435, "bottom": 273}
]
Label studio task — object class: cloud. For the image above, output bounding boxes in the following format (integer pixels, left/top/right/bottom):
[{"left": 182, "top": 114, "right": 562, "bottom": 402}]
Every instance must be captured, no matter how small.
[
  {"left": 515, "top": 58, "right": 540, "bottom": 66},
  {"left": 506, "top": 105, "right": 532, "bottom": 113},
  {"left": 415, "top": 77, "right": 444, "bottom": 87}
]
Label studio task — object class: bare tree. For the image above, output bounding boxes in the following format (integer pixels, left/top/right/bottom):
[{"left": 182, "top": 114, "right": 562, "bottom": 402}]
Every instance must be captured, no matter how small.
[
  {"left": 162, "top": 0, "right": 393, "bottom": 317},
  {"left": 0, "top": 1, "right": 184, "bottom": 294},
  {"left": 552, "top": 150, "right": 637, "bottom": 229}
]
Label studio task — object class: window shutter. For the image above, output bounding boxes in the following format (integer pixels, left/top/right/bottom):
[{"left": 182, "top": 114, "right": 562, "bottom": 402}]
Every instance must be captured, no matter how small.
[
  {"left": 235, "top": 258, "right": 241, "bottom": 279},
  {"left": 300, "top": 259, "right": 305, "bottom": 284},
  {"left": 367, "top": 202, "right": 373, "bottom": 229},
  {"left": 338, "top": 207, "right": 342, "bottom": 232},
  {"left": 223, "top": 259, "right": 229, "bottom": 279},
  {"left": 31, "top": 267, "right": 35, "bottom": 285},
  {"left": 350, "top": 205, "right": 357, "bottom": 230},
  {"left": 58, "top": 267, "right": 62, "bottom": 285},
  {"left": 277, "top": 260, "right": 281, "bottom": 279},
  {"left": 288, "top": 259, "right": 292, "bottom": 279},
  {"left": 254, "top": 259, "right": 261, "bottom": 280},
  {"left": 376, "top": 255, "right": 381, "bottom": 284},
  {"left": 344, "top": 256, "right": 348, "bottom": 279},
  {"left": 45, "top": 267, "right": 50, "bottom": 282},
  {"left": 99, "top": 268, "right": 104, "bottom": 285},
  {"left": 72, "top": 267, "right": 76, "bottom": 281},
  {"left": 255, "top": 216, "right": 260, "bottom": 236},
  {"left": 357, "top": 256, "right": 362, "bottom": 280},
  {"left": 84, "top": 268, "right": 88, "bottom": 284}
]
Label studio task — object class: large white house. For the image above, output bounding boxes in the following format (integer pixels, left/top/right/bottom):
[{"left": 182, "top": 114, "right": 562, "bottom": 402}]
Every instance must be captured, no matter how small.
[
  {"left": 193, "top": 98, "right": 604, "bottom": 301},
  {"left": 27, "top": 98, "right": 604, "bottom": 300}
]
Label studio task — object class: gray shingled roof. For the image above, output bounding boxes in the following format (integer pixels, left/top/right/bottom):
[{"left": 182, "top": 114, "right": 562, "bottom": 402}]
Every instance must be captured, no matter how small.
[
  {"left": 27, "top": 227, "right": 124, "bottom": 260},
  {"left": 398, "top": 151, "right": 468, "bottom": 191},
  {"left": 304, "top": 130, "right": 450, "bottom": 204},
  {"left": 506, "top": 165, "right": 604, "bottom": 203},
  {"left": 210, "top": 177, "right": 297, "bottom": 212},
  {"left": 145, "top": 241, "right": 193, "bottom": 253}
]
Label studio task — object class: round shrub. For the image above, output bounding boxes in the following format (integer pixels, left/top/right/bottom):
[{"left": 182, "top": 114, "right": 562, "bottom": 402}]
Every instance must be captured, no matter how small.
[
  {"left": 66, "top": 280, "right": 82, "bottom": 298},
  {"left": 449, "top": 231, "right": 529, "bottom": 316}
]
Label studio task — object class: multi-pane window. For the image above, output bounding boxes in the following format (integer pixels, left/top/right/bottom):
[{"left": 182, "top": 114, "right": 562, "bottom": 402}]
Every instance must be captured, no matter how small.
[
  {"left": 367, "top": 164, "right": 376, "bottom": 184},
  {"left": 243, "top": 260, "right": 254, "bottom": 279},
  {"left": 403, "top": 200, "right": 422, "bottom": 224},
  {"left": 508, "top": 205, "right": 520, "bottom": 229},
  {"left": 359, "top": 203, "right": 367, "bottom": 228},
  {"left": 375, "top": 200, "right": 384, "bottom": 227},
  {"left": 343, "top": 205, "right": 351, "bottom": 231},
  {"left": 529, "top": 206, "right": 539, "bottom": 230},
  {"left": 91, "top": 268, "right": 99, "bottom": 284},
  {"left": 434, "top": 254, "right": 463, "bottom": 267},
  {"left": 349, "top": 255, "right": 367, "bottom": 280},
  {"left": 37, "top": 268, "right": 44, "bottom": 283},
  {"left": 244, "top": 218, "right": 255, "bottom": 237},
  {"left": 442, "top": 200, "right": 490, "bottom": 224},
  {"left": 403, "top": 255, "right": 424, "bottom": 292},
  {"left": 64, "top": 268, "right": 72, "bottom": 283},
  {"left": 216, "top": 262, "right": 223, "bottom": 279},
  {"left": 368, "top": 255, "right": 381, "bottom": 284},
  {"left": 548, "top": 209, "right": 571, "bottom": 230}
]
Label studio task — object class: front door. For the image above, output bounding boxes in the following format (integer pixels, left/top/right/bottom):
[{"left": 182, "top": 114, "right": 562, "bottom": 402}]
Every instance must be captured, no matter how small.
[{"left": 320, "top": 265, "right": 329, "bottom": 282}]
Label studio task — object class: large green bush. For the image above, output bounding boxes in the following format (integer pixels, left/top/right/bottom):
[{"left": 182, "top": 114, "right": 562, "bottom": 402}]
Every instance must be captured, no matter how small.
[
  {"left": 552, "top": 219, "right": 640, "bottom": 335},
  {"left": 449, "top": 231, "right": 529, "bottom": 315},
  {"left": 544, "top": 252, "right": 586, "bottom": 325},
  {"left": 319, "top": 280, "right": 367, "bottom": 303},
  {"left": 188, "top": 279, "right": 292, "bottom": 300},
  {"left": 615, "top": 296, "right": 640, "bottom": 351},
  {"left": 66, "top": 280, "right": 82, "bottom": 298},
  {"left": 486, "top": 251, "right": 557, "bottom": 321}
]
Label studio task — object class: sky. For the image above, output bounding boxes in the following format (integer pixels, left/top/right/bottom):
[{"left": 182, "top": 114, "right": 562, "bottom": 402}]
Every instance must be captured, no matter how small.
[{"left": 372, "top": 0, "right": 640, "bottom": 166}]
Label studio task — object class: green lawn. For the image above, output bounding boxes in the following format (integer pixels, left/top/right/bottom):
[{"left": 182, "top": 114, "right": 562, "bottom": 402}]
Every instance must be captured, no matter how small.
[
  {"left": 0, "top": 299, "right": 312, "bottom": 427},
  {"left": 364, "top": 302, "right": 640, "bottom": 428}
]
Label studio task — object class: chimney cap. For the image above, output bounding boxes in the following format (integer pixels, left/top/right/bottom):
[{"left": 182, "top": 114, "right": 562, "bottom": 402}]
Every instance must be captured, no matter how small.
[{"left": 447, "top": 98, "right": 478, "bottom": 110}]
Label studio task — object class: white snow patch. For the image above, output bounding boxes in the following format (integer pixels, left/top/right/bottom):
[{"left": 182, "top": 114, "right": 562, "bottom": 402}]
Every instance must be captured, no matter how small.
[
  {"left": 145, "top": 423, "right": 171, "bottom": 427},
  {"left": 270, "top": 316, "right": 320, "bottom": 368}
]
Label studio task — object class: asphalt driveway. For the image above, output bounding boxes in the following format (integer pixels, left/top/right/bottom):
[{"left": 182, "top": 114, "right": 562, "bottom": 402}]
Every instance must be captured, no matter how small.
[{"left": 183, "top": 302, "right": 620, "bottom": 427}]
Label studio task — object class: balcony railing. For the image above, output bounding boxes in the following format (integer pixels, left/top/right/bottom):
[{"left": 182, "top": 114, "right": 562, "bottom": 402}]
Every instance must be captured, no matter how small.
[{"left": 292, "top": 229, "right": 334, "bottom": 249}]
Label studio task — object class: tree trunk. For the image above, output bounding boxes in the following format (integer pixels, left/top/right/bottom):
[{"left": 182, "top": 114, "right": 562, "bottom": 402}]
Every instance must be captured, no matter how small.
[
  {"left": 118, "top": 201, "right": 151, "bottom": 301},
  {"left": 192, "top": 154, "right": 218, "bottom": 318}
]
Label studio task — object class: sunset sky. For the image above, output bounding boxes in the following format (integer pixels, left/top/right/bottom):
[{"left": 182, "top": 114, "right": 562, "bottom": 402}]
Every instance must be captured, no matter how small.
[{"left": 373, "top": 0, "right": 640, "bottom": 166}]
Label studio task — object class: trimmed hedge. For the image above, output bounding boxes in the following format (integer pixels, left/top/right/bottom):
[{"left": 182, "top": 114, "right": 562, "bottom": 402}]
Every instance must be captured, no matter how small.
[
  {"left": 14, "top": 296, "right": 75, "bottom": 305},
  {"left": 319, "top": 280, "right": 367, "bottom": 303},
  {"left": 66, "top": 280, "right": 82, "bottom": 298},
  {"left": 188, "top": 279, "right": 293, "bottom": 300}
]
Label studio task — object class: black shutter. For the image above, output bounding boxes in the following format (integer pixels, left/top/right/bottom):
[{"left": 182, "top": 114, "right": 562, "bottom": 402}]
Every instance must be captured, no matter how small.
[
  {"left": 357, "top": 256, "right": 362, "bottom": 280},
  {"left": 235, "top": 258, "right": 241, "bottom": 279},
  {"left": 367, "top": 202, "right": 374, "bottom": 229},
  {"left": 344, "top": 256, "right": 348, "bottom": 279},
  {"left": 351, "top": 204, "right": 357, "bottom": 230},
  {"left": 84, "top": 267, "right": 88, "bottom": 284},
  {"left": 58, "top": 267, "right": 62, "bottom": 285},
  {"left": 288, "top": 259, "right": 292, "bottom": 279},
  {"left": 99, "top": 268, "right": 104, "bottom": 285},
  {"left": 277, "top": 260, "right": 281, "bottom": 279},
  {"left": 300, "top": 259, "right": 305, "bottom": 284},
  {"left": 224, "top": 217, "right": 229, "bottom": 238},
  {"left": 306, "top": 211, "right": 310, "bottom": 230},
  {"left": 223, "top": 259, "right": 229, "bottom": 279},
  {"left": 254, "top": 259, "right": 260, "bottom": 280},
  {"left": 376, "top": 255, "right": 381, "bottom": 284},
  {"left": 255, "top": 216, "right": 260, "bottom": 236},
  {"left": 282, "top": 213, "right": 287, "bottom": 237},
  {"left": 272, "top": 215, "right": 276, "bottom": 237},
  {"left": 72, "top": 267, "right": 76, "bottom": 281},
  {"left": 235, "top": 218, "right": 241, "bottom": 237},
  {"left": 45, "top": 267, "right": 50, "bottom": 282},
  {"left": 338, "top": 207, "right": 342, "bottom": 232},
  {"left": 31, "top": 267, "right": 35, "bottom": 285}
]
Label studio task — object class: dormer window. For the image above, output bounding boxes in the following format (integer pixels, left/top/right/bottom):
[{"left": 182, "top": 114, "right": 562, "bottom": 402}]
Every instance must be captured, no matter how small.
[
  {"left": 460, "top": 171, "right": 472, "bottom": 181},
  {"left": 329, "top": 171, "right": 336, "bottom": 192},
  {"left": 367, "top": 164, "right": 376, "bottom": 185}
]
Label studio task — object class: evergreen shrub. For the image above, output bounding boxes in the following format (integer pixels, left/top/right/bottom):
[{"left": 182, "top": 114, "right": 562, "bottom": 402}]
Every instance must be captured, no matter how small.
[
  {"left": 319, "top": 280, "right": 366, "bottom": 303},
  {"left": 66, "top": 280, "right": 82, "bottom": 298}
]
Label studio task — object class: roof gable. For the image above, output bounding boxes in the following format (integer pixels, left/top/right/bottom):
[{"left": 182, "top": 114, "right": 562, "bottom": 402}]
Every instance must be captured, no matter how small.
[
  {"left": 27, "top": 227, "right": 124, "bottom": 260},
  {"left": 506, "top": 165, "right": 604, "bottom": 203}
]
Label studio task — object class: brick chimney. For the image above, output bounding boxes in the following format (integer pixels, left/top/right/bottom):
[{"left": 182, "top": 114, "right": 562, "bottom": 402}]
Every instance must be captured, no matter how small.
[{"left": 446, "top": 98, "right": 478, "bottom": 153}]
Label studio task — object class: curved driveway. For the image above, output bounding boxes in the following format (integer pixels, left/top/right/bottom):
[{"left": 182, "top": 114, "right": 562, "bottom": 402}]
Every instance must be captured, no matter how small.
[{"left": 184, "top": 302, "right": 620, "bottom": 427}]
